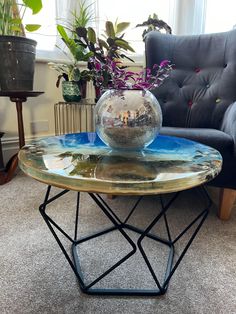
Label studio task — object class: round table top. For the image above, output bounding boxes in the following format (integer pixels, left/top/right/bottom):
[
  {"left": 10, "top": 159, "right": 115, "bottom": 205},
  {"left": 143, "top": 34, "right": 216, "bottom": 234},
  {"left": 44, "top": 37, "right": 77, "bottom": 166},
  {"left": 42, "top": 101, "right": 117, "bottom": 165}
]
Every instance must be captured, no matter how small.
[{"left": 18, "top": 132, "right": 222, "bottom": 195}]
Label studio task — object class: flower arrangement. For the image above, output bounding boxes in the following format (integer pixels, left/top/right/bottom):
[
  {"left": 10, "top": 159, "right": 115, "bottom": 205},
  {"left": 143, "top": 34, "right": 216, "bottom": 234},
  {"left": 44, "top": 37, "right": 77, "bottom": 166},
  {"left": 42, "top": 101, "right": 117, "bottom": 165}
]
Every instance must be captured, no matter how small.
[{"left": 89, "top": 57, "right": 173, "bottom": 92}]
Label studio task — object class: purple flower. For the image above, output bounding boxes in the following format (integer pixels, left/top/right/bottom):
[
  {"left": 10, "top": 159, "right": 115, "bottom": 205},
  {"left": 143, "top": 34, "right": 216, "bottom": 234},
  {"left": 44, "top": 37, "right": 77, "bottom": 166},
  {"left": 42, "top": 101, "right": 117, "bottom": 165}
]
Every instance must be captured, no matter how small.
[
  {"left": 90, "top": 56, "right": 173, "bottom": 91},
  {"left": 160, "top": 60, "right": 170, "bottom": 67},
  {"left": 95, "top": 61, "right": 101, "bottom": 71}
]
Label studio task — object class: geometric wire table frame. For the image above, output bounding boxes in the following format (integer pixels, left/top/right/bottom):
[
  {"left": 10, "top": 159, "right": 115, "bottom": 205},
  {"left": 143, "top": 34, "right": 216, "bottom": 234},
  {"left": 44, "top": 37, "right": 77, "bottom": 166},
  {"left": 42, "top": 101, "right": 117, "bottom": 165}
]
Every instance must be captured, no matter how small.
[{"left": 39, "top": 186, "right": 212, "bottom": 296}]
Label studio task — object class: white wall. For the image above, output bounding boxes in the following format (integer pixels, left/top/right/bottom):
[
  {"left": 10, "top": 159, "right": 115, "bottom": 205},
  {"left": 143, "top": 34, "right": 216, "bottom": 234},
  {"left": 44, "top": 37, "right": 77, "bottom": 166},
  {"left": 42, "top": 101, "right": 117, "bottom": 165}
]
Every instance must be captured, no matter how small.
[{"left": 0, "top": 61, "right": 62, "bottom": 164}]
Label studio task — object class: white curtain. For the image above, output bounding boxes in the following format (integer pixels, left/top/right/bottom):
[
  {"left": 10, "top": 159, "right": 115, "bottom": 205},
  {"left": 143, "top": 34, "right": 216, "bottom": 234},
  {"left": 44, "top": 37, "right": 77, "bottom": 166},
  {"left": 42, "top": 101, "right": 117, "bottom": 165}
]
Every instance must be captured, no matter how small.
[{"left": 55, "top": 0, "right": 97, "bottom": 47}]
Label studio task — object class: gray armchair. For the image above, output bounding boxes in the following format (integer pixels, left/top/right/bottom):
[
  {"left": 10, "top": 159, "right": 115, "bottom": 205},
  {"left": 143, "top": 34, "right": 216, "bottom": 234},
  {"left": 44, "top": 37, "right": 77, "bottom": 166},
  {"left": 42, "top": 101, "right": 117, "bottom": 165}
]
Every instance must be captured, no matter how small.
[{"left": 145, "top": 29, "right": 236, "bottom": 219}]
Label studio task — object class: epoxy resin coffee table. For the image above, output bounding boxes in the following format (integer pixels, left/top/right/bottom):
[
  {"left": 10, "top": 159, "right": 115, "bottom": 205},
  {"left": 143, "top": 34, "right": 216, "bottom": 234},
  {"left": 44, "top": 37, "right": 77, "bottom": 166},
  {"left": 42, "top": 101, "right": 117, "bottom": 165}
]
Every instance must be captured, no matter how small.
[{"left": 18, "top": 133, "right": 222, "bottom": 296}]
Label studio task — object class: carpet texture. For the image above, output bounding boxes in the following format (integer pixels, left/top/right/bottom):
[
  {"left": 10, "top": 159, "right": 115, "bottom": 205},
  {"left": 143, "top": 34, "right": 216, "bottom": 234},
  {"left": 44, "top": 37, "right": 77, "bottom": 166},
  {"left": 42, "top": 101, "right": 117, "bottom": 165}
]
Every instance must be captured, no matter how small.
[{"left": 0, "top": 172, "right": 235, "bottom": 314}]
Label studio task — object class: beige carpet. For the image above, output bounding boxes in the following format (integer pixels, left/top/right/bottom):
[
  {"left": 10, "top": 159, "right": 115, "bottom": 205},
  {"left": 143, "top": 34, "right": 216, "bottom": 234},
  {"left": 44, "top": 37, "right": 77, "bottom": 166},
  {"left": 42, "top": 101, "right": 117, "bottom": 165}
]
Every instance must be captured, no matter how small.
[{"left": 0, "top": 171, "right": 235, "bottom": 314}]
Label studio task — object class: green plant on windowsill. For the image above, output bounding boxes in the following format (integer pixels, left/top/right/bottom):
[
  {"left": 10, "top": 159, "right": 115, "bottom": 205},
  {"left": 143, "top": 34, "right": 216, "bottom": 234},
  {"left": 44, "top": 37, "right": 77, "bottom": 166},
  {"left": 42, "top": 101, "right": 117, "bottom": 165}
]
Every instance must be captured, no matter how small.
[
  {"left": 0, "top": 0, "right": 42, "bottom": 36},
  {"left": 75, "top": 18, "right": 135, "bottom": 98},
  {"left": 136, "top": 13, "right": 172, "bottom": 40},
  {"left": 48, "top": 63, "right": 91, "bottom": 87},
  {"left": 76, "top": 19, "right": 135, "bottom": 63},
  {"left": 50, "top": 0, "right": 94, "bottom": 100},
  {"left": 48, "top": 61, "right": 94, "bottom": 102},
  {"left": 50, "top": 0, "right": 135, "bottom": 100}
]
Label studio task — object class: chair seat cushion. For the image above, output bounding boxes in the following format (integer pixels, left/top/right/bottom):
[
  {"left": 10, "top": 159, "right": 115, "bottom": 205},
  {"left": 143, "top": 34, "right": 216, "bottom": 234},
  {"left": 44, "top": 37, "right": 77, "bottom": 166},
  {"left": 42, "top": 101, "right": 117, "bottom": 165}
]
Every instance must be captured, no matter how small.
[{"left": 160, "top": 127, "right": 233, "bottom": 154}]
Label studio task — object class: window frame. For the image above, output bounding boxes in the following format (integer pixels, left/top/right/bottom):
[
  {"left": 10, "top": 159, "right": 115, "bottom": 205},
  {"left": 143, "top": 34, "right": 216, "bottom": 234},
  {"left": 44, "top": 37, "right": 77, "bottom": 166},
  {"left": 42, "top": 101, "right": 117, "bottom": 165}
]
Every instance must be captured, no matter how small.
[
  {"left": 32, "top": 0, "right": 224, "bottom": 63},
  {"left": 30, "top": 0, "right": 180, "bottom": 63}
]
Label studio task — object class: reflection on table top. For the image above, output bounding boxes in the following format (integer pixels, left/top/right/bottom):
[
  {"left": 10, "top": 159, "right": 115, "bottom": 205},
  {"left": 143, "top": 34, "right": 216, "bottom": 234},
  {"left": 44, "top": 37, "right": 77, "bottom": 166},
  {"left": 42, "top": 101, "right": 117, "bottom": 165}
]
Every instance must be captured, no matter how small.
[{"left": 18, "top": 132, "right": 222, "bottom": 195}]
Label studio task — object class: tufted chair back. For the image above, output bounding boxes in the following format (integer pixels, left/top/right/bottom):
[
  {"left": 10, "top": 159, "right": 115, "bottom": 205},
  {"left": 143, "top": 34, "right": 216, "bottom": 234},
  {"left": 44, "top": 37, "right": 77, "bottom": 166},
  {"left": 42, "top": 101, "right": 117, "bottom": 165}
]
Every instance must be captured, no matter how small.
[{"left": 145, "top": 29, "right": 236, "bottom": 130}]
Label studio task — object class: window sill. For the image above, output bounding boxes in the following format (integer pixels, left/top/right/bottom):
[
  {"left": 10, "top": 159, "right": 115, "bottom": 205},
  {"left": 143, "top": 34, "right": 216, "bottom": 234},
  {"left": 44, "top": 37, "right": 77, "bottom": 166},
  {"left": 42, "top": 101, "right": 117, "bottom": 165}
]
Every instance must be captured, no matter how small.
[
  {"left": 35, "top": 50, "right": 145, "bottom": 67},
  {"left": 35, "top": 49, "right": 68, "bottom": 63}
]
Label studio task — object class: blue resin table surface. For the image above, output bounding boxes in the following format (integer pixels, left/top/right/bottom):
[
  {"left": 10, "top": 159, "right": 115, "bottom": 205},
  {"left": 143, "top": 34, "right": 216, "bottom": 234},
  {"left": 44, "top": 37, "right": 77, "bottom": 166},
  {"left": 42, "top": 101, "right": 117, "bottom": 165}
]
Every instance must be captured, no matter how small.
[{"left": 18, "top": 133, "right": 222, "bottom": 195}]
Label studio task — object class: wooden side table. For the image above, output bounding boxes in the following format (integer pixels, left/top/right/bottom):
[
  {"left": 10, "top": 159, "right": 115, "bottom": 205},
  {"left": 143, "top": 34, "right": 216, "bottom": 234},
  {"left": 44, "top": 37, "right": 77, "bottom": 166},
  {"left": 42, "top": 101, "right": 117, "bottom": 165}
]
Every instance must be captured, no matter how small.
[{"left": 0, "top": 91, "right": 44, "bottom": 184}]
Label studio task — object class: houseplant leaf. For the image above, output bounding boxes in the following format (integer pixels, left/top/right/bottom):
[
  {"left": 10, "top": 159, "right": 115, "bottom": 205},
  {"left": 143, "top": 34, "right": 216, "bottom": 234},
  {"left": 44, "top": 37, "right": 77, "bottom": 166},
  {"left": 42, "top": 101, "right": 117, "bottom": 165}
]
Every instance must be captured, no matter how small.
[
  {"left": 116, "top": 22, "right": 130, "bottom": 34},
  {"left": 57, "top": 25, "right": 70, "bottom": 42},
  {"left": 115, "top": 39, "right": 135, "bottom": 52},
  {"left": 87, "top": 27, "right": 96, "bottom": 44},
  {"left": 25, "top": 24, "right": 41, "bottom": 32},
  {"left": 57, "top": 25, "right": 78, "bottom": 59},
  {"left": 23, "top": 0, "right": 42, "bottom": 14},
  {"left": 98, "top": 38, "right": 109, "bottom": 50},
  {"left": 105, "top": 21, "right": 115, "bottom": 38}
]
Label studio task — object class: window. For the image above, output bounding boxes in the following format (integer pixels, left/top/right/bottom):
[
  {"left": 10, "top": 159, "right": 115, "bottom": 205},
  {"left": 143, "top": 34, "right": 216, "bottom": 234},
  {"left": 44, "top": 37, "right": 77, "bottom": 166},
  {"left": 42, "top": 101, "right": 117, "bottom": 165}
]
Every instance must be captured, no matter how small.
[
  {"left": 22, "top": 0, "right": 57, "bottom": 53},
  {"left": 22, "top": 0, "right": 236, "bottom": 62},
  {"left": 96, "top": 0, "right": 175, "bottom": 58},
  {"left": 22, "top": 0, "right": 175, "bottom": 62},
  {"left": 204, "top": 0, "right": 236, "bottom": 33}
]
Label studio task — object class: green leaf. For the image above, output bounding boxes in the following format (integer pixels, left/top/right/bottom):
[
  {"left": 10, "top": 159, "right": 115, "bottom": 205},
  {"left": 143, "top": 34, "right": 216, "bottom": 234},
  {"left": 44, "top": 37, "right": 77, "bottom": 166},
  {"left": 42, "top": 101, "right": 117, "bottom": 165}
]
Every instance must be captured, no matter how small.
[
  {"left": 57, "top": 25, "right": 69, "bottom": 41},
  {"left": 10, "top": 18, "right": 22, "bottom": 25},
  {"left": 115, "top": 39, "right": 135, "bottom": 52},
  {"left": 105, "top": 21, "right": 115, "bottom": 38},
  {"left": 116, "top": 22, "right": 130, "bottom": 34},
  {"left": 87, "top": 27, "right": 96, "bottom": 43},
  {"left": 57, "top": 25, "right": 79, "bottom": 59},
  {"left": 23, "top": 0, "right": 42, "bottom": 14},
  {"left": 10, "top": 26, "right": 22, "bottom": 32},
  {"left": 98, "top": 38, "right": 109, "bottom": 50},
  {"left": 25, "top": 24, "right": 41, "bottom": 32},
  {"left": 83, "top": 51, "right": 94, "bottom": 61},
  {"left": 72, "top": 68, "right": 81, "bottom": 81}
]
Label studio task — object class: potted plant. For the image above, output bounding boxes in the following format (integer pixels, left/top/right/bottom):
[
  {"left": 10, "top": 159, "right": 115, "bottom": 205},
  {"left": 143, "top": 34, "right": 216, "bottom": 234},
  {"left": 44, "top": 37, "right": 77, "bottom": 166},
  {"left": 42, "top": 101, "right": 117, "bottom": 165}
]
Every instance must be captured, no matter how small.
[
  {"left": 136, "top": 13, "right": 172, "bottom": 39},
  {"left": 75, "top": 19, "right": 135, "bottom": 99},
  {"left": 0, "top": 0, "right": 42, "bottom": 91},
  {"left": 50, "top": 0, "right": 94, "bottom": 102},
  {"left": 49, "top": 0, "right": 135, "bottom": 102},
  {"left": 48, "top": 61, "right": 93, "bottom": 102}
]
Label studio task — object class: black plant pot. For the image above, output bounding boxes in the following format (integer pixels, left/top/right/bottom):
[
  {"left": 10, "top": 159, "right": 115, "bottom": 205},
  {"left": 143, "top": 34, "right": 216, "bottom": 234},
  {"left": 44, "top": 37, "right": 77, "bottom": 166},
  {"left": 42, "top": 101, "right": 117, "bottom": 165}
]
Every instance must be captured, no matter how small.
[{"left": 0, "top": 36, "right": 37, "bottom": 91}]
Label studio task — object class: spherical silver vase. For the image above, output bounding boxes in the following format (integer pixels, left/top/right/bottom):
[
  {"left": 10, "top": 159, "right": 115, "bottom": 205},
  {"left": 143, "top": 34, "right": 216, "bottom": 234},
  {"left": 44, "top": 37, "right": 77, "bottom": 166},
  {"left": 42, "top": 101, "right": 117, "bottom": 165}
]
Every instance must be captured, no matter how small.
[{"left": 94, "top": 89, "right": 162, "bottom": 150}]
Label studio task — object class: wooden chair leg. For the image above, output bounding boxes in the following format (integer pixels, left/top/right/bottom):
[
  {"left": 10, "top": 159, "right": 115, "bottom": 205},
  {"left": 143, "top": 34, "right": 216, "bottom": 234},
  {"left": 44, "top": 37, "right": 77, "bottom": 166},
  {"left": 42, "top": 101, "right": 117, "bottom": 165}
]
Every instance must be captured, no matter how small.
[{"left": 218, "top": 188, "right": 236, "bottom": 220}]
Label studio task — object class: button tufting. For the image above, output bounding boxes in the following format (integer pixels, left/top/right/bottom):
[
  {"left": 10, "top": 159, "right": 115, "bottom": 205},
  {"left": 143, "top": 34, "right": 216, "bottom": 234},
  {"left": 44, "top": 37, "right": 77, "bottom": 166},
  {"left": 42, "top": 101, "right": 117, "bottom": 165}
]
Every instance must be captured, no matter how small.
[
  {"left": 188, "top": 100, "right": 193, "bottom": 107},
  {"left": 216, "top": 98, "right": 221, "bottom": 103},
  {"left": 195, "top": 67, "right": 201, "bottom": 73},
  {"left": 206, "top": 84, "right": 210, "bottom": 88}
]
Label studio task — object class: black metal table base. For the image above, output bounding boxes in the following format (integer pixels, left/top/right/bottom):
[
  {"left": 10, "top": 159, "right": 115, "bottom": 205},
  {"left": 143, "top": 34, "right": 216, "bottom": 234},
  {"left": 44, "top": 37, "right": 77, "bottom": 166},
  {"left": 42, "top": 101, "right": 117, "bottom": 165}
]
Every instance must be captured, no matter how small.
[{"left": 39, "top": 187, "right": 211, "bottom": 296}]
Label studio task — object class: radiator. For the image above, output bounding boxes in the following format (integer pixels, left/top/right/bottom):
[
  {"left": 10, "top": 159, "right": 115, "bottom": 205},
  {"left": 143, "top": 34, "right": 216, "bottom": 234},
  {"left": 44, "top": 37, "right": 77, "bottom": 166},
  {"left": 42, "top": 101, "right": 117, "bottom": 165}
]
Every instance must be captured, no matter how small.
[{"left": 54, "top": 99, "right": 95, "bottom": 135}]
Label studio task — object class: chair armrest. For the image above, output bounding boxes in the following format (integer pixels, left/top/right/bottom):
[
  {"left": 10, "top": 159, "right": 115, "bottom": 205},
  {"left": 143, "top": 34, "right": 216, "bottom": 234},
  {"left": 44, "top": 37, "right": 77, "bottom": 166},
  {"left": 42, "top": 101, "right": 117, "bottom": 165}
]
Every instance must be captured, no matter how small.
[{"left": 221, "top": 102, "right": 236, "bottom": 154}]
